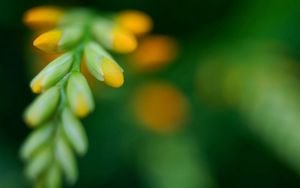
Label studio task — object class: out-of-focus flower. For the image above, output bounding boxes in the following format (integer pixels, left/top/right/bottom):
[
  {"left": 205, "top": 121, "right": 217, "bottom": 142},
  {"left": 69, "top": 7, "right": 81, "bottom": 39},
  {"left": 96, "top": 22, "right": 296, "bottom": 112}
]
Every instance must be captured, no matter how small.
[
  {"left": 112, "top": 27, "right": 137, "bottom": 53},
  {"left": 129, "top": 35, "right": 178, "bottom": 72},
  {"left": 23, "top": 6, "right": 64, "bottom": 29},
  {"left": 132, "top": 82, "right": 189, "bottom": 133},
  {"left": 116, "top": 10, "right": 153, "bottom": 36}
]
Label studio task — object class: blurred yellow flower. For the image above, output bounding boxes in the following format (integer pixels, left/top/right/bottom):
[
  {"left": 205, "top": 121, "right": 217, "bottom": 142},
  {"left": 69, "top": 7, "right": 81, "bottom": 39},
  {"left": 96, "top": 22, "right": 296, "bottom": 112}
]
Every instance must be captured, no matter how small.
[
  {"left": 112, "top": 27, "right": 137, "bottom": 53},
  {"left": 132, "top": 82, "right": 189, "bottom": 133},
  {"left": 116, "top": 10, "right": 153, "bottom": 36},
  {"left": 23, "top": 6, "right": 64, "bottom": 29},
  {"left": 129, "top": 35, "right": 178, "bottom": 72}
]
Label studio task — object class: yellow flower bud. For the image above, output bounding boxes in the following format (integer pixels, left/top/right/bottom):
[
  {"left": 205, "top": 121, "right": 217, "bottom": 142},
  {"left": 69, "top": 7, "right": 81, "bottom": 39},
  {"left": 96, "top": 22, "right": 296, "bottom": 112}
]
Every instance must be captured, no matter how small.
[
  {"left": 33, "top": 27, "right": 82, "bottom": 53},
  {"left": 23, "top": 6, "right": 64, "bottom": 29},
  {"left": 67, "top": 72, "right": 94, "bottom": 118},
  {"left": 24, "top": 87, "right": 60, "bottom": 127},
  {"left": 101, "top": 58, "right": 124, "bottom": 88},
  {"left": 112, "top": 27, "right": 137, "bottom": 53},
  {"left": 33, "top": 30, "right": 62, "bottom": 53},
  {"left": 116, "top": 10, "right": 153, "bottom": 36}
]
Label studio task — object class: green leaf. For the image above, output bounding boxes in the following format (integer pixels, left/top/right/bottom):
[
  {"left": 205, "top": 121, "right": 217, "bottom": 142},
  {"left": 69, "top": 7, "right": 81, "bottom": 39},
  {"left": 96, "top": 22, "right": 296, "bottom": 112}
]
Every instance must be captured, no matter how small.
[
  {"left": 62, "top": 108, "right": 88, "bottom": 156},
  {"left": 25, "top": 145, "right": 52, "bottom": 181},
  {"left": 55, "top": 135, "right": 78, "bottom": 185},
  {"left": 20, "top": 122, "right": 54, "bottom": 161}
]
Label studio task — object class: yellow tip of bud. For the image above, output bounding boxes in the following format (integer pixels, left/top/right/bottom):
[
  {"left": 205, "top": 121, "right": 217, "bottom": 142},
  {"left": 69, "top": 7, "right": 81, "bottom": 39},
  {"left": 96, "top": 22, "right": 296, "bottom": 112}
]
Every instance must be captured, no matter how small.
[
  {"left": 75, "top": 94, "right": 90, "bottom": 118},
  {"left": 116, "top": 10, "right": 153, "bottom": 36},
  {"left": 23, "top": 6, "right": 64, "bottom": 29},
  {"left": 31, "top": 77, "right": 43, "bottom": 93},
  {"left": 101, "top": 58, "right": 124, "bottom": 88},
  {"left": 112, "top": 27, "right": 137, "bottom": 53},
  {"left": 24, "top": 115, "right": 36, "bottom": 128},
  {"left": 33, "top": 30, "right": 62, "bottom": 53}
]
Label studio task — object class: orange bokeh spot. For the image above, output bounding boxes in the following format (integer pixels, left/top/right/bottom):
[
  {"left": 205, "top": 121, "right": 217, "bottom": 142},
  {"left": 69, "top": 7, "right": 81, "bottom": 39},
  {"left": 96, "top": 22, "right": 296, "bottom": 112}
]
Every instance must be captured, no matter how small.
[
  {"left": 129, "top": 35, "right": 178, "bottom": 72},
  {"left": 132, "top": 82, "right": 189, "bottom": 133}
]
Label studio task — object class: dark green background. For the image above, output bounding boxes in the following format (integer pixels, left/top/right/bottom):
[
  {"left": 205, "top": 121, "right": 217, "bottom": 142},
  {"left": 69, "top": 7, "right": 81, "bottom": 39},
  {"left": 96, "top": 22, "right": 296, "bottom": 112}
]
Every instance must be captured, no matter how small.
[{"left": 1, "top": 0, "right": 300, "bottom": 187}]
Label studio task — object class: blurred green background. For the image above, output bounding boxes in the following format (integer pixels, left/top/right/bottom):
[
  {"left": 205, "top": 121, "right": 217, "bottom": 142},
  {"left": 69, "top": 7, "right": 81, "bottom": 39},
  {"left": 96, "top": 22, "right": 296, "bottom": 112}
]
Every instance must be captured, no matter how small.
[{"left": 2, "top": 0, "right": 300, "bottom": 187}]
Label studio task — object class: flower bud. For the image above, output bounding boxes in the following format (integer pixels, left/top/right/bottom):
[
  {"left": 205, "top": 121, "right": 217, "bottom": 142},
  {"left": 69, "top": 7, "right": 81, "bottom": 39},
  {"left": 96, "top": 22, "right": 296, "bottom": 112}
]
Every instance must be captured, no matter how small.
[
  {"left": 56, "top": 135, "right": 78, "bottom": 185},
  {"left": 84, "top": 42, "right": 124, "bottom": 88},
  {"left": 45, "top": 162, "right": 62, "bottom": 188},
  {"left": 24, "top": 87, "right": 60, "bottom": 127},
  {"left": 20, "top": 122, "right": 54, "bottom": 161},
  {"left": 62, "top": 108, "right": 88, "bottom": 155},
  {"left": 23, "top": 6, "right": 64, "bottom": 29},
  {"left": 116, "top": 10, "right": 153, "bottom": 36},
  {"left": 112, "top": 27, "right": 137, "bottom": 53},
  {"left": 92, "top": 19, "right": 137, "bottom": 53},
  {"left": 30, "top": 52, "right": 73, "bottom": 93},
  {"left": 33, "top": 27, "right": 82, "bottom": 53},
  {"left": 25, "top": 145, "right": 52, "bottom": 180},
  {"left": 67, "top": 72, "right": 94, "bottom": 117}
]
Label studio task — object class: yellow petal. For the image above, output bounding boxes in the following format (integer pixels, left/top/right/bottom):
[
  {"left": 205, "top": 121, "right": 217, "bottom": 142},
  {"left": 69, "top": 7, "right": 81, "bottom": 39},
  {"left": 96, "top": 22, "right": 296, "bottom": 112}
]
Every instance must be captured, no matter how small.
[
  {"left": 33, "top": 30, "right": 62, "bottom": 53},
  {"left": 101, "top": 58, "right": 124, "bottom": 88},
  {"left": 23, "top": 6, "right": 64, "bottom": 29},
  {"left": 116, "top": 10, "right": 153, "bottom": 36},
  {"left": 112, "top": 27, "right": 137, "bottom": 53}
]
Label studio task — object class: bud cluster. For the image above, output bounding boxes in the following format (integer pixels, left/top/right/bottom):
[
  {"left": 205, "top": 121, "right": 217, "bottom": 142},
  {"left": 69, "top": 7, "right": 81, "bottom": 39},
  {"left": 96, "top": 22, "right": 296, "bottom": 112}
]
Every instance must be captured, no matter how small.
[{"left": 21, "top": 6, "right": 153, "bottom": 188}]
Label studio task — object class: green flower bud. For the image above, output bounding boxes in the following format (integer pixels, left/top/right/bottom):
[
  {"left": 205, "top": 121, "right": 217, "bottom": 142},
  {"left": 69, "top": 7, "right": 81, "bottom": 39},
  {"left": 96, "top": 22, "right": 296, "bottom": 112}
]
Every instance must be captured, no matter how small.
[
  {"left": 58, "top": 26, "right": 83, "bottom": 50},
  {"left": 67, "top": 72, "right": 94, "bottom": 117},
  {"left": 45, "top": 162, "right": 62, "bottom": 188},
  {"left": 56, "top": 135, "right": 78, "bottom": 185},
  {"left": 24, "top": 87, "right": 60, "bottom": 127},
  {"left": 20, "top": 122, "right": 54, "bottom": 161},
  {"left": 62, "top": 108, "right": 88, "bottom": 155},
  {"left": 30, "top": 52, "right": 73, "bottom": 93},
  {"left": 25, "top": 145, "right": 52, "bottom": 181}
]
